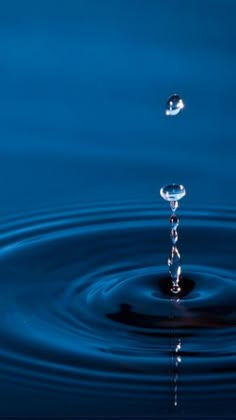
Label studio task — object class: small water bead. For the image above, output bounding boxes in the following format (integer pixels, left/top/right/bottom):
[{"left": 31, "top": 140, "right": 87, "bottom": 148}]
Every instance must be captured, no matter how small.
[
  {"left": 171, "top": 284, "right": 181, "bottom": 295},
  {"left": 165, "top": 94, "right": 185, "bottom": 116}
]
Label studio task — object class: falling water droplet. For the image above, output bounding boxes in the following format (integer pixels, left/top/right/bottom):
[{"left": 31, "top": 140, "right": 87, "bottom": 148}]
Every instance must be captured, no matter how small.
[{"left": 165, "top": 94, "right": 185, "bottom": 116}]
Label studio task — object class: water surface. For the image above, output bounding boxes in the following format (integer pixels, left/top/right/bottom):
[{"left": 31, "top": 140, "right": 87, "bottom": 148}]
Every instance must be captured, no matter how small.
[{"left": 0, "top": 0, "right": 235, "bottom": 417}]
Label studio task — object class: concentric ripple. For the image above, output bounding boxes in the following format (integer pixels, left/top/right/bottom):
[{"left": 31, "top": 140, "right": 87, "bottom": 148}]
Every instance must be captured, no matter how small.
[{"left": 0, "top": 202, "right": 235, "bottom": 415}]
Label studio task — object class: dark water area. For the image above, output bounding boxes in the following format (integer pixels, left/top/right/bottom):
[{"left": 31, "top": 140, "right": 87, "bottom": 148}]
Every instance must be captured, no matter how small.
[
  {"left": 0, "top": 0, "right": 236, "bottom": 417},
  {"left": 0, "top": 203, "right": 235, "bottom": 417}
]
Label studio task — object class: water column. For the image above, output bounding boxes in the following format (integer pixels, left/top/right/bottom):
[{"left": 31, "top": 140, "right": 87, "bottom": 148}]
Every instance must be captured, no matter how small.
[{"left": 160, "top": 184, "right": 186, "bottom": 294}]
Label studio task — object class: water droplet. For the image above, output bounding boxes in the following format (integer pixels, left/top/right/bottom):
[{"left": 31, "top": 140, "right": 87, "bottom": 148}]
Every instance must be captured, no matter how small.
[
  {"left": 165, "top": 94, "right": 184, "bottom": 116},
  {"left": 171, "top": 284, "right": 181, "bottom": 295},
  {"left": 160, "top": 184, "right": 186, "bottom": 203},
  {"left": 170, "top": 214, "right": 179, "bottom": 229},
  {"left": 171, "top": 229, "right": 178, "bottom": 245}
]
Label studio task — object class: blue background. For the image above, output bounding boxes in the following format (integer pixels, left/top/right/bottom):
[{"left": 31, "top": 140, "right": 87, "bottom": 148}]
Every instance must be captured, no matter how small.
[
  {"left": 0, "top": 1, "right": 235, "bottom": 417},
  {"left": 0, "top": 0, "right": 235, "bottom": 215}
]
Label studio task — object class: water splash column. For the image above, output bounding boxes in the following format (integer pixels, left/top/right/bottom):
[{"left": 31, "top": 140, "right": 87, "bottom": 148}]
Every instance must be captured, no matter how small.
[{"left": 160, "top": 184, "right": 186, "bottom": 294}]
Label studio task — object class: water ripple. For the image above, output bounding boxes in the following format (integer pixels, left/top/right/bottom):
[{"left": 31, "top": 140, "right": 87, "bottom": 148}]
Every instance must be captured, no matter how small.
[{"left": 0, "top": 202, "right": 235, "bottom": 413}]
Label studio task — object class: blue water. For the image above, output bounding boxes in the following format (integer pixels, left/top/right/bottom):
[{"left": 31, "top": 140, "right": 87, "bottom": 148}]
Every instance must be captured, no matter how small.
[{"left": 0, "top": 0, "right": 236, "bottom": 417}]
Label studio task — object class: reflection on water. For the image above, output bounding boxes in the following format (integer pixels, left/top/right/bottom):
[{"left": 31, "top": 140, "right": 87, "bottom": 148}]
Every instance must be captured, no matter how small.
[
  {"left": 170, "top": 297, "right": 182, "bottom": 408},
  {"left": 173, "top": 337, "right": 182, "bottom": 407}
]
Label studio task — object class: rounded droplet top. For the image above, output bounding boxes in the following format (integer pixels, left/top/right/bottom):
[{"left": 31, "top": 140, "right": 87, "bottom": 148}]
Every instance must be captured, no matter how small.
[
  {"left": 165, "top": 94, "right": 184, "bottom": 116},
  {"left": 160, "top": 184, "right": 186, "bottom": 202}
]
